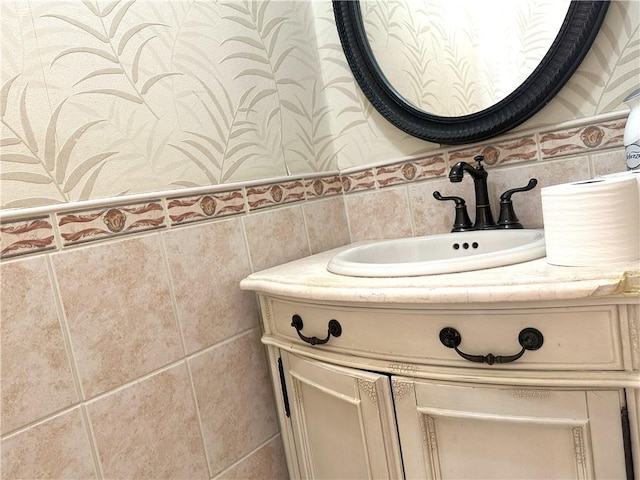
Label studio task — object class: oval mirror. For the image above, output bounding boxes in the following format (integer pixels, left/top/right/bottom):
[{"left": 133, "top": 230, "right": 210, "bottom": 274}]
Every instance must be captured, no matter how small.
[{"left": 333, "top": 0, "right": 609, "bottom": 145}]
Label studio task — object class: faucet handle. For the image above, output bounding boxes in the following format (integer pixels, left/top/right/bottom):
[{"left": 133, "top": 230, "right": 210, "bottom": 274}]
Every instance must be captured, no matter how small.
[
  {"left": 500, "top": 178, "right": 538, "bottom": 201},
  {"left": 497, "top": 178, "right": 538, "bottom": 229},
  {"left": 473, "top": 155, "right": 485, "bottom": 168},
  {"left": 433, "top": 191, "right": 473, "bottom": 232}
]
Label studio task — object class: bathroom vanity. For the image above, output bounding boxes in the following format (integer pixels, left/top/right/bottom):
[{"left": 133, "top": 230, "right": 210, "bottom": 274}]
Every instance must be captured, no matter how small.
[{"left": 240, "top": 249, "right": 640, "bottom": 479}]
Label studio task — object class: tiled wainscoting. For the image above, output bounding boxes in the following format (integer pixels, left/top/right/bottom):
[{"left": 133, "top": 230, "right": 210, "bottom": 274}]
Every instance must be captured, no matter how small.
[
  {"left": 0, "top": 112, "right": 629, "bottom": 479},
  {"left": 1, "top": 193, "right": 351, "bottom": 478}
]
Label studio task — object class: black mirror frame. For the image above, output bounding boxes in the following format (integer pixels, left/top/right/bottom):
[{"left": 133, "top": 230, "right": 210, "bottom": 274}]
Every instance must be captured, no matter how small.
[{"left": 333, "top": 1, "right": 609, "bottom": 145}]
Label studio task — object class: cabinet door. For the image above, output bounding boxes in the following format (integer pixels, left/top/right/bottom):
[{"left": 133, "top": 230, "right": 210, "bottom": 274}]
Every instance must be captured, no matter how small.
[
  {"left": 393, "top": 378, "right": 627, "bottom": 479},
  {"left": 280, "top": 352, "right": 403, "bottom": 479}
]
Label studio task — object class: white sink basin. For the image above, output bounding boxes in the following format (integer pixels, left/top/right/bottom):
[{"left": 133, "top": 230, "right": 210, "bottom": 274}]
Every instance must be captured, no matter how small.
[{"left": 327, "top": 229, "right": 545, "bottom": 277}]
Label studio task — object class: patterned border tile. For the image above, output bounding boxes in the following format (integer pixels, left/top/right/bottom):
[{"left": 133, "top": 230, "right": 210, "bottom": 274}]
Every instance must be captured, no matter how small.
[
  {"left": 374, "top": 155, "right": 446, "bottom": 188},
  {"left": 57, "top": 201, "right": 165, "bottom": 247},
  {"left": 413, "top": 155, "right": 446, "bottom": 180},
  {"left": 167, "top": 189, "right": 245, "bottom": 226},
  {"left": 0, "top": 217, "right": 56, "bottom": 259},
  {"left": 342, "top": 169, "right": 375, "bottom": 193},
  {"left": 540, "top": 120, "right": 625, "bottom": 159},
  {"left": 246, "top": 180, "right": 306, "bottom": 210},
  {"left": 375, "top": 163, "right": 412, "bottom": 187},
  {"left": 449, "top": 135, "right": 538, "bottom": 167},
  {"left": 305, "top": 175, "right": 343, "bottom": 198}
]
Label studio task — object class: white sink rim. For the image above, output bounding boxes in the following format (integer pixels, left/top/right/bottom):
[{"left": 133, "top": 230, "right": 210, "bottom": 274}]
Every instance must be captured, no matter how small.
[{"left": 327, "top": 229, "right": 546, "bottom": 277}]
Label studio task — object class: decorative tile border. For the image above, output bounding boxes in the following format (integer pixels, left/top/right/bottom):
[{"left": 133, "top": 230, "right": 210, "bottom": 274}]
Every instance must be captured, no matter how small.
[
  {"left": 305, "top": 175, "right": 343, "bottom": 198},
  {"left": 57, "top": 201, "right": 165, "bottom": 247},
  {"left": 167, "top": 189, "right": 245, "bottom": 226},
  {"left": 414, "top": 155, "right": 447, "bottom": 180},
  {"left": 0, "top": 217, "right": 56, "bottom": 258},
  {"left": 376, "top": 163, "right": 414, "bottom": 187},
  {"left": 449, "top": 135, "right": 538, "bottom": 167},
  {"left": 0, "top": 115, "right": 627, "bottom": 261},
  {"left": 540, "top": 119, "right": 625, "bottom": 159},
  {"left": 342, "top": 169, "right": 375, "bottom": 193},
  {"left": 246, "top": 180, "right": 306, "bottom": 210},
  {"left": 376, "top": 155, "right": 447, "bottom": 187}
]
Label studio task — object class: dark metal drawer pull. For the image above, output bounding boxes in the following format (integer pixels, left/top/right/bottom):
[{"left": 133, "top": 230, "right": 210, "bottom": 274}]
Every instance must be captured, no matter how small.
[
  {"left": 291, "top": 314, "right": 342, "bottom": 345},
  {"left": 439, "top": 327, "right": 544, "bottom": 365}
]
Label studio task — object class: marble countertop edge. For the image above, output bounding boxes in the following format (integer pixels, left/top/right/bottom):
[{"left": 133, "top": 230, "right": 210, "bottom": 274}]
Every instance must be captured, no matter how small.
[{"left": 241, "top": 248, "right": 640, "bottom": 305}]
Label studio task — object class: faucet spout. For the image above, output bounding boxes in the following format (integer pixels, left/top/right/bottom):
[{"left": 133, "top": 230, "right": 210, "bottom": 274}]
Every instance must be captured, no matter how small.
[
  {"left": 449, "top": 161, "right": 485, "bottom": 183},
  {"left": 448, "top": 156, "right": 497, "bottom": 230}
]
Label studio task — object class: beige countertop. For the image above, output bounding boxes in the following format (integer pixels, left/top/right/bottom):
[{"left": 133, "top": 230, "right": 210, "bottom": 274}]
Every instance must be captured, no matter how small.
[{"left": 241, "top": 244, "right": 640, "bottom": 305}]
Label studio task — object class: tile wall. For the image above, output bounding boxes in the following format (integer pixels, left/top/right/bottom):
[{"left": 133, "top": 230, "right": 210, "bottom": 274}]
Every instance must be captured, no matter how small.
[
  {"left": 0, "top": 108, "right": 629, "bottom": 479},
  {"left": 1, "top": 186, "right": 350, "bottom": 479}
]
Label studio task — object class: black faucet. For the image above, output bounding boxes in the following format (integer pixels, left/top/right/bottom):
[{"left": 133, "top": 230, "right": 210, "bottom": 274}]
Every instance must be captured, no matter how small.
[
  {"left": 448, "top": 155, "right": 497, "bottom": 230},
  {"left": 437, "top": 155, "right": 538, "bottom": 231}
]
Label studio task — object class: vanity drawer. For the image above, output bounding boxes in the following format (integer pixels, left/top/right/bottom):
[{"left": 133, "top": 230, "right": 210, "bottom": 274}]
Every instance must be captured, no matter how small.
[{"left": 264, "top": 298, "right": 623, "bottom": 371}]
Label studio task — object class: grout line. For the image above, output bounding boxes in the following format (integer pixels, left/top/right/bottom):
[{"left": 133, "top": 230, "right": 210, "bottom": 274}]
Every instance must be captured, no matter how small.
[
  {"left": 342, "top": 190, "right": 355, "bottom": 244},
  {"left": 210, "top": 433, "right": 283, "bottom": 480},
  {"left": 404, "top": 184, "right": 418, "bottom": 237},
  {"left": 80, "top": 404, "right": 105, "bottom": 479},
  {"left": 240, "top": 214, "right": 256, "bottom": 274},
  {"left": 158, "top": 231, "right": 189, "bottom": 358},
  {"left": 45, "top": 255, "right": 86, "bottom": 402},
  {"left": 1, "top": 327, "right": 261, "bottom": 441},
  {"left": 299, "top": 201, "right": 314, "bottom": 256},
  {"left": 157, "top": 229, "right": 214, "bottom": 477},
  {"left": 88, "top": 327, "right": 259, "bottom": 405},
  {"left": 1, "top": 405, "right": 82, "bottom": 441},
  {"left": 185, "top": 357, "right": 214, "bottom": 479}
]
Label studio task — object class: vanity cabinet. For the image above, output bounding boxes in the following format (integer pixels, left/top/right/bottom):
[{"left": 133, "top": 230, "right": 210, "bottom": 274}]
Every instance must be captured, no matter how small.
[
  {"left": 395, "top": 379, "right": 626, "bottom": 479},
  {"left": 276, "top": 352, "right": 403, "bottom": 479},
  {"left": 240, "top": 252, "right": 639, "bottom": 479}
]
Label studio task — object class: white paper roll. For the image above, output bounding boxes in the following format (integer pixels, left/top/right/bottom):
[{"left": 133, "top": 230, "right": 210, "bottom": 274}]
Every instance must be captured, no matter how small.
[
  {"left": 600, "top": 169, "right": 640, "bottom": 228},
  {"left": 541, "top": 175, "right": 640, "bottom": 266}
]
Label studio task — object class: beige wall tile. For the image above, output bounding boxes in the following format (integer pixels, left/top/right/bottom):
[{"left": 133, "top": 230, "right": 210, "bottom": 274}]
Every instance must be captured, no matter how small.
[
  {"left": 243, "top": 205, "right": 310, "bottom": 271},
  {"left": 303, "top": 196, "right": 351, "bottom": 254},
  {"left": 163, "top": 218, "right": 258, "bottom": 354},
  {"left": 345, "top": 188, "right": 413, "bottom": 241},
  {"left": 52, "top": 235, "right": 182, "bottom": 397},
  {"left": 216, "top": 436, "right": 289, "bottom": 480},
  {"left": 592, "top": 147, "right": 628, "bottom": 176},
  {"left": 189, "top": 328, "right": 279, "bottom": 476},
  {"left": 86, "top": 363, "right": 208, "bottom": 479},
  {"left": 409, "top": 177, "right": 474, "bottom": 236},
  {"left": 1, "top": 257, "right": 77, "bottom": 434},
  {"left": 1, "top": 408, "right": 96, "bottom": 479}
]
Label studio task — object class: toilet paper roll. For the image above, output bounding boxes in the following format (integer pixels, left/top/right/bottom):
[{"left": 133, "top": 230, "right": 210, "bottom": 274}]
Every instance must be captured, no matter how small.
[
  {"left": 541, "top": 175, "right": 640, "bottom": 266},
  {"left": 599, "top": 169, "right": 640, "bottom": 227}
]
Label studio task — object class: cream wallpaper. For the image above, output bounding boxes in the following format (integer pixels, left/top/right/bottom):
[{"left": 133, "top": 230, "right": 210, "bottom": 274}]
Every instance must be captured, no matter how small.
[
  {"left": 1, "top": 0, "right": 639, "bottom": 210},
  {"left": 1, "top": 0, "right": 338, "bottom": 208}
]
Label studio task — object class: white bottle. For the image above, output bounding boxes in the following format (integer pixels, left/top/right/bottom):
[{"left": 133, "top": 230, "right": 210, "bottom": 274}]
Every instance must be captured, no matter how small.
[{"left": 624, "top": 87, "right": 640, "bottom": 170}]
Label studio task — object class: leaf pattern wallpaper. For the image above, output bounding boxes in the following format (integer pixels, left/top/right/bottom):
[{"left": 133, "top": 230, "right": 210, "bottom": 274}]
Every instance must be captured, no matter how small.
[
  {"left": 1, "top": 0, "right": 639, "bottom": 209},
  {"left": 0, "top": 0, "right": 342, "bottom": 208}
]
